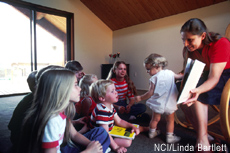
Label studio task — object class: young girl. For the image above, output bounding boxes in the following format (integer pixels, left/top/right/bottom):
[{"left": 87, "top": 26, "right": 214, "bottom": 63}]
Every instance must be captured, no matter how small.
[
  {"left": 74, "top": 74, "right": 98, "bottom": 124},
  {"left": 90, "top": 80, "right": 140, "bottom": 153},
  {"left": 106, "top": 61, "right": 147, "bottom": 121},
  {"left": 17, "top": 68, "right": 110, "bottom": 153},
  {"left": 134, "top": 53, "right": 183, "bottom": 143}
]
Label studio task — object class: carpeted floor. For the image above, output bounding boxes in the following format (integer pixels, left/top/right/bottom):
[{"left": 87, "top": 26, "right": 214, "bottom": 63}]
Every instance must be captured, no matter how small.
[{"left": 0, "top": 91, "right": 229, "bottom": 153}]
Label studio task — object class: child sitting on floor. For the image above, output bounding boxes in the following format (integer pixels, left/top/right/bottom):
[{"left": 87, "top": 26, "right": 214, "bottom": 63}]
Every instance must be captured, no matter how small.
[
  {"left": 106, "top": 61, "right": 147, "bottom": 121},
  {"left": 17, "top": 68, "right": 110, "bottom": 153},
  {"left": 90, "top": 79, "right": 140, "bottom": 153},
  {"left": 73, "top": 74, "right": 98, "bottom": 128}
]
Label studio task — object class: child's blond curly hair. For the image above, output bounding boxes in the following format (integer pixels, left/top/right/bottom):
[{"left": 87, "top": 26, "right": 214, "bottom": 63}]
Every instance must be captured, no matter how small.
[
  {"left": 90, "top": 79, "right": 114, "bottom": 103},
  {"left": 144, "top": 53, "right": 168, "bottom": 68}
]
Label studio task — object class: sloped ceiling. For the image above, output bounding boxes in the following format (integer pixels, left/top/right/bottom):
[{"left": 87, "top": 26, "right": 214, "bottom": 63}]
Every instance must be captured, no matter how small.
[{"left": 80, "top": 0, "right": 227, "bottom": 31}]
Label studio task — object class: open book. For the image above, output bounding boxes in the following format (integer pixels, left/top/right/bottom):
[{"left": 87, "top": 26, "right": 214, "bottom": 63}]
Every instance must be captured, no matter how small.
[
  {"left": 109, "top": 124, "right": 139, "bottom": 139},
  {"left": 177, "top": 58, "right": 206, "bottom": 104}
]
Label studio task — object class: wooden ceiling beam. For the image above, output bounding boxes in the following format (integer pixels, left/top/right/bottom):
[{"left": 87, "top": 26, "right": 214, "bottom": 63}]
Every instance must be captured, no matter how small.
[{"left": 80, "top": 0, "right": 227, "bottom": 31}]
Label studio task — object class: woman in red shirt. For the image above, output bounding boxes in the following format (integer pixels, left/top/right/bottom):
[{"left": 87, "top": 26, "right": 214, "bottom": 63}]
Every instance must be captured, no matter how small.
[{"left": 180, "top": 18, "right": 230, "bottom": 152}]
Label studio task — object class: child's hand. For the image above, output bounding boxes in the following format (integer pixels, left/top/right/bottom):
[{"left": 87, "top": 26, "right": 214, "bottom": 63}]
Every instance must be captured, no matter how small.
[
  {"left": 78, "top": 122, "right": 89, "bottom": 134},
  {"left": 134, "top": 96, "right": 141, "bottom": 102},
  {"left": 115, "top": 146, "right": 127, "bottom": 153},
  {"left": 118, "top": 106, "right": 126, "bottom": 114},
  {"left": 84, "top": 141, "right": 103, "bottom": 153},
  {"left": 125, "top": 105, "right": 131, "bottom": 113},
  {"left": 131, "top": 126, "right": 140, "bottom": 136},
  {"left": 73, "top": 116, "right": 88, "bottom": 125}
]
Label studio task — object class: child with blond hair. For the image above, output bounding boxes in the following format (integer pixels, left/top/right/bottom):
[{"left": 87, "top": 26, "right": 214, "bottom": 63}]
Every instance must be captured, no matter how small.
[
  {"left": 90, "top": 80, "right": 140, "bottom": 153},
  {"left": 17, "top": 69, "right": 110, "bottom": 153},
  {"left": 134, "top": 53, "right": 183, "bottom": 143}
]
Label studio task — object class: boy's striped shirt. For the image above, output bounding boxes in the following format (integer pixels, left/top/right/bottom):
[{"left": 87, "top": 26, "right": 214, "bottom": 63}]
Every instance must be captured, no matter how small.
[{"left": 90, "top": 103, "right": 117, "bottom": 131}]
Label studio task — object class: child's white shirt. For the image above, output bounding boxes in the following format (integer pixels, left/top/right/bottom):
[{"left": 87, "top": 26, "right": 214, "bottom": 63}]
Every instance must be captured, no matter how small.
[
  {"left": 42, "top": 113, "right": 66, "bottom": 153},
  {"left": 146, "top": 69, "right": 178, "bottom": 115}
]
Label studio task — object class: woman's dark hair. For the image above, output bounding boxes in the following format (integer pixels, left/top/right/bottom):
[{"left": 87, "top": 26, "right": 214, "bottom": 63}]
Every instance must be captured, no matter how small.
[
  {"left": 106, "top": 61, "right": 137, "bottom": 96},
  {"left": 180, "top": 18, "right": 223, "bottom": 72},
  {"left": 180, "top": 18, "right": 222, "bottom": 45}
]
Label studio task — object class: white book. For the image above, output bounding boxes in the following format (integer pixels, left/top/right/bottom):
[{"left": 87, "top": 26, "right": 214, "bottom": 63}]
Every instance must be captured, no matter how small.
[{"left": 177, "top": 58, "right": 206, "bottom": 104}]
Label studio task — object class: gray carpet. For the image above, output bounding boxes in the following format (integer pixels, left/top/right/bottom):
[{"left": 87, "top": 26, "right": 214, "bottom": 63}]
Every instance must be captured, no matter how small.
[
  {"left": 0, "top": 95, "right": 24, "bottom": 153},
  {"left": 0, "top": 92, "right": 229, "bottom": 153}
]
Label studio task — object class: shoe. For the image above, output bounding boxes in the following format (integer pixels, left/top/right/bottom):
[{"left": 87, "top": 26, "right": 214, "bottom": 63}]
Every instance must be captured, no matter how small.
[
  {"left": 149, "top": 130, "right": 160, "bottom": 138},
  {"left": 166, "top": 134, "right": 181, "bottom": 143}
]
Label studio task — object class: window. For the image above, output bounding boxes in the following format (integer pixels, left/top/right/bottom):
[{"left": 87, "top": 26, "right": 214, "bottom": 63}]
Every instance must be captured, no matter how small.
[{"left": 0, "top": 0, "right": 74, "bottom": 96}]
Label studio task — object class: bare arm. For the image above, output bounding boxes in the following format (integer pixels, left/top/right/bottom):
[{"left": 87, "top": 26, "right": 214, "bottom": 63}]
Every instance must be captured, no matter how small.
[
  {"left": 70, "top": 122, "right": 103, "bottom": 153},
  {"left": 198, "top": 62, "right": 226, "bottom": 93},
  {"left": 43, "top": 148, "right": 57, "bottom": 153},
  {"left": 43, "top": 122, "right": 101, "bottom": 153},
  {"left": 134, "top": 82, "right": 155, "bottom": 102},
  {"left": 184, "top": 62, "right": 226, "bottom": 106},
  {"left": 126, "top": 98, "right": 135, "bottom": 114},
  {"left": 70, "top": 122, "right": 91, "bottom": 147},
  {"left": 72, "top": 116, "right": 89, "bottom": 134},
  {"left": 174, "top": 73, "right": 184, "bottom": 80},
  {"left": 113, "top": 104, "right": 126, "bottom": 114}
]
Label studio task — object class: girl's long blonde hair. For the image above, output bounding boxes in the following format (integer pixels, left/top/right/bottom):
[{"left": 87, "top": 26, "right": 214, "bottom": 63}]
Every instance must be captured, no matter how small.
[
  {"left": 18, "top": 68, "right": 75, "bottom": 153},
  {"left": 106, "top": 61, "right": 137, "bottom": 96}
]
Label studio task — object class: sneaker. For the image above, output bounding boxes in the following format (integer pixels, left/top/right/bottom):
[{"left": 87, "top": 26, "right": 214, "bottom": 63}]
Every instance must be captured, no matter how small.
[
  {"left": 149, "top": 130, "right": 160, "bottom": 138},
  {"left": 166, "top": 134, "right": 181, "bottom": 143}
]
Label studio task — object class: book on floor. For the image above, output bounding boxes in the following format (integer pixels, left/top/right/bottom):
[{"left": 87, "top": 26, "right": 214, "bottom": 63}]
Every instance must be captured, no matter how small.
[
  {"left": 177, "top": 58, "right": 206, "bottom": 104},
  {"left": 109, "top": 124, "right": 139, "bottom": 139}
]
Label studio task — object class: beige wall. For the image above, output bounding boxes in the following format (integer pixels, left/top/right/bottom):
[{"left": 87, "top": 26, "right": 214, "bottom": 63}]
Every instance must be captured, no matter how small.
[
  {"left": 113, "top": 1, "right": 230, "bottom": 90},
  {"left": 22, "top": 0, "right": 113, "bottom": 78},
  {"left": 22, "top": 1, "right": 230, "bottom": 90}
]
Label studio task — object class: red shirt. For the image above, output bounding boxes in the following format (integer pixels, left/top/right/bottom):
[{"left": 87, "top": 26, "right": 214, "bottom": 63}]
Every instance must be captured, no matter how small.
[
  {"left": 111, "top": 78, "right": 134, "bottom": 101},
  {"left": 75, "top": 96, "right": 96, "bottom": 116},
  {"left": 188, "top": 37, "right": 230, "bottom": 71}
]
